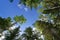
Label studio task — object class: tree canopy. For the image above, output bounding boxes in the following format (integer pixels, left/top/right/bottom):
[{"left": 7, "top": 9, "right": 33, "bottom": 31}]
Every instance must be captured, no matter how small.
[
  {"left": 4, "top": 0, "right": 60, "bottom": 40},
  {"left": 9, "top": 0, "right": 60, "bottom": 40}
]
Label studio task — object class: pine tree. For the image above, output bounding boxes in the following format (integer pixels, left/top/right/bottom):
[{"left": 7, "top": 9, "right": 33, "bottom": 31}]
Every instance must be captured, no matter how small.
[
  {"left": 0, "top": 17, "right": 11, "bottom": 33},
  {"left": 0, "top": 15, "right": 26, "bottom": 40},
  {"left": 5, "top": 26, "right": 21, "bottom": 40},
  {"left": 21, "top": 27, "right": 42, "bottom": 40}
]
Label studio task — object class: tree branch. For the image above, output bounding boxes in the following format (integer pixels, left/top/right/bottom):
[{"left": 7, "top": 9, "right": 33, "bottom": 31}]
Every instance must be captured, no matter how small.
[{"left": 44, "top": 6, "right": 60, "bottom": 11}]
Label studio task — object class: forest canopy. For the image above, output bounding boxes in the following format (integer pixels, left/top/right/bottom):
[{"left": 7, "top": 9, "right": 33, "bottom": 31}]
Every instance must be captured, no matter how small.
[{"left": 0, "top": 0, "right": 60, "bottom": 40}]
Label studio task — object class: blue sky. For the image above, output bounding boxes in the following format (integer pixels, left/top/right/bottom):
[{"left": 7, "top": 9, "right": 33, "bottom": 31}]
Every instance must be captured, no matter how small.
[{"left": 0, "top": 0, "right": 39, "bottom": 31}]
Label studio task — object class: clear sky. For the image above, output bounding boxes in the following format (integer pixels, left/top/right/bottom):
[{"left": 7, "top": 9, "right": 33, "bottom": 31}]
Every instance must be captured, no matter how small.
[{"left": 0, "top": 0, "right": 39, "bottom": 31}]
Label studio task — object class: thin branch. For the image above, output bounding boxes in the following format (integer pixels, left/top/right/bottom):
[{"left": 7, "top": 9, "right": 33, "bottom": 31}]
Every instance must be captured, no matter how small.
[{"left": 44, "top": 6, "right": 60, "bottom": 11}]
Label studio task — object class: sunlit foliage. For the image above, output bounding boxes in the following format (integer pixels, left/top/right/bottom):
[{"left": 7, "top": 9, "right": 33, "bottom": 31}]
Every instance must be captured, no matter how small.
[{"left": 14, "top": 15, "right": 26, "bottom": 24}]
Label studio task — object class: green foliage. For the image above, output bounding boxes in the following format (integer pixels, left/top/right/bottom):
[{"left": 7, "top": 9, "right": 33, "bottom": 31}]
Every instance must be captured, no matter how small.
[
  {"left": 32, "top": 0, "right": 60, "bottom": 40},
  {"left": 0, "top": 15, "right": 26, "bottom": 39},
  {"left": 5, "top": 26, "right": 20, "bottom": 40},
  {"left": 38, "top": 8, "right": 44, "bottom": 12},
  {"left": 9, "top": 0, "right": 41, "bottom": 8},
  {"left": 25, "top": 0, "right": 60, "bottom": 40},
  {"left": 9, "top": 0, "right": 60, "bottom": 40},
  {"left": 22, "top": 27, "right": 42, "bottom": 40},
  {"left": 0, "top": 17, "right": 11, "bottom": 31},
  {"left": 20, "top": 0, "right": 40, "bottom": 8},
  {"left": 14, "top": 15, "right": 26, "bottom": 24}
]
